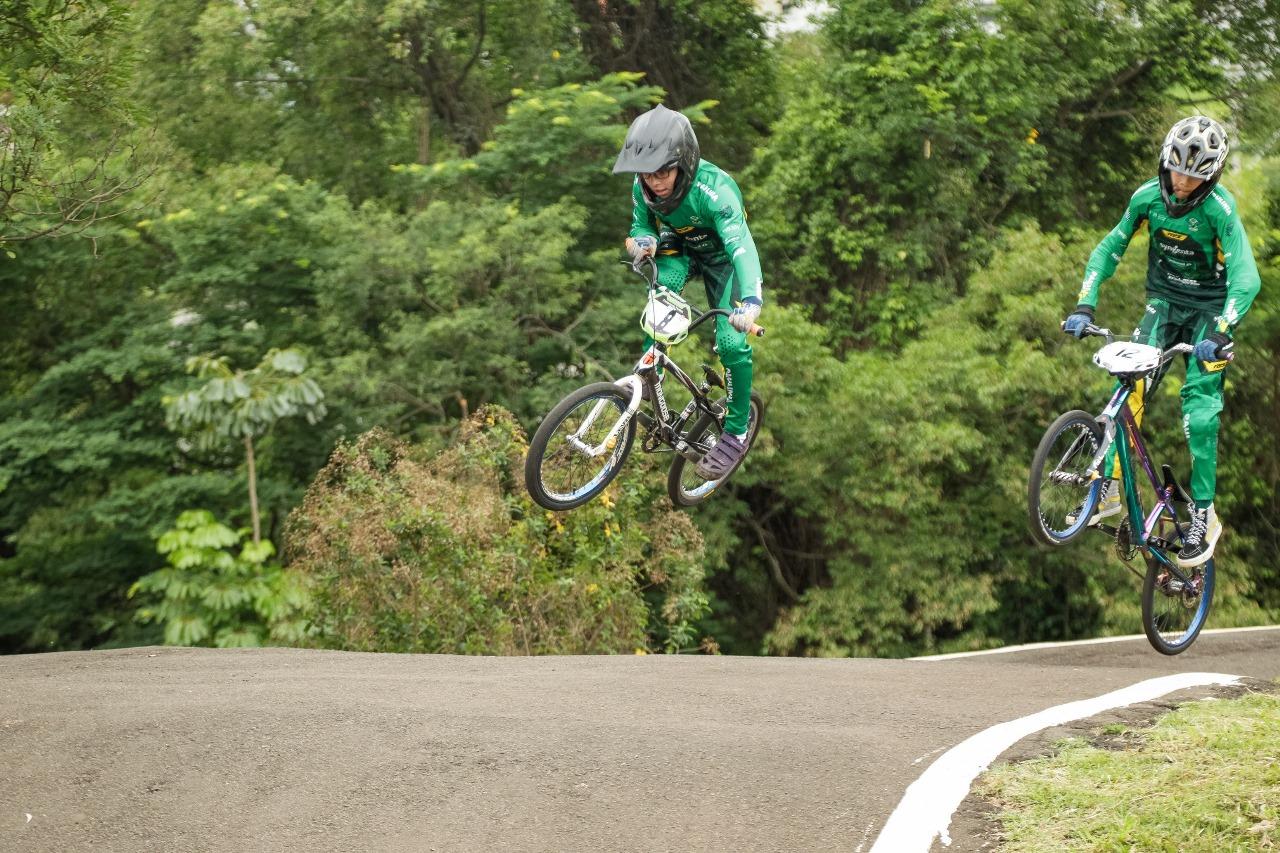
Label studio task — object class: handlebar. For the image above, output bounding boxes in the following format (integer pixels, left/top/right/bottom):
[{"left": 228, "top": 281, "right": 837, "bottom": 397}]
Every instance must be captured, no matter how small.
[
  {"left": 627, "top": 256, "right": 765, "bottom": 338},
  {"left": 1061, "top": 320, "right": 1234, "bottom": 364}
]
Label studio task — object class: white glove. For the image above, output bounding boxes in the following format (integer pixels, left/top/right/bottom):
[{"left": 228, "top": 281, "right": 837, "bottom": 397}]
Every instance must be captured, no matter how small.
[
  {"left": 729, "top": 298, "right": 762, "bottom": 333},
  {"left": 627, "top": 235, "right": 657, "bottom": 263}
]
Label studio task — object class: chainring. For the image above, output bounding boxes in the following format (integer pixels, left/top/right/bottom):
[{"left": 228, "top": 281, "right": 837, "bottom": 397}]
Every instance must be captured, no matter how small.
[{"left": 1115, "top": 517, "right": 1139, "bottom": 562}]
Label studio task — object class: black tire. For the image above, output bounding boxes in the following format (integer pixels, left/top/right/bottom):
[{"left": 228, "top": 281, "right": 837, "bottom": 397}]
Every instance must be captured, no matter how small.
[
  {"left": 525, "top": 382, "right": 637, "bottom": 511},
  {"left": 1028, "top": 410, "right": 1105, "bottom": 546},
  {"left": 1141, "top": 553, "right": 1215, "bottom": 655},
  {"left": 667, "top": 390, "right": 764, "bottom": 508}
]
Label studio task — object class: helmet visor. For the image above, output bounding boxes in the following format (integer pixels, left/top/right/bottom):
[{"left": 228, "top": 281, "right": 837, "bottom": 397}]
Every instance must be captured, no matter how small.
[{"left": 613, "top": 147, "right": 678, "bottom": 175}]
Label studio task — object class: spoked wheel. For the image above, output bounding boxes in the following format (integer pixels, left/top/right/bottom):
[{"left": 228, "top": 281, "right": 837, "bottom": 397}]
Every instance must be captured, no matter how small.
[
  {"left": 525, "top": 382, "right": 637, "bottom": 511},
  {"left": 1141, "top": 553, "right": 1215, "bottom": 655},
  {"left": 1028, "top": 410, "right": 1105, "bottom": 546},
  {"left": 667, "top": 391, "right": 764, "bottom": 508}
]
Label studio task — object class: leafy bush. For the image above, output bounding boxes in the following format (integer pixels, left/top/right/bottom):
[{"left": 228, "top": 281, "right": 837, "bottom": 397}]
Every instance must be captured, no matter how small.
[
  {"left": 131, "top": 510, "right": 311, "bottom": 647},
  {"left": 284, "top": 407, "right": 709, "bottom": 654}
]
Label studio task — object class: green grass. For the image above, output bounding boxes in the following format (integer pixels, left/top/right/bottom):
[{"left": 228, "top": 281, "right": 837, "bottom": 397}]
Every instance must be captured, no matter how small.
[{"left": 984, "top": 692, "right": 1280, "bottom": 852}]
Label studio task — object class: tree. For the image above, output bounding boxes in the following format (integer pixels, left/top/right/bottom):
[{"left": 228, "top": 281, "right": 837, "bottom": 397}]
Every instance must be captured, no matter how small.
[
  {"left": 0, "top": 225, "right": 231, "bottom": 653},
  {"left": 748, "top": 0, "right": 1234, "bottom": 349},
  {"left": 130, "top": 0, "right": 586, "bottom": 199},
  {"left": 165, "top": 349, "right": 326, "bottom": 544},
  {"left": 0, "top": 0, "right": 155, "bottom": 244},
  {"left": 567, "top": 0, "right": 777, "bottom": 169}
]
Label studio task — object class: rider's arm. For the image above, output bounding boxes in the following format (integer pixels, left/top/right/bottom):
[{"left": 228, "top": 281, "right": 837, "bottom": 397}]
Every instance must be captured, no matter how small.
[
  {"left": 1205, "top": 186, "right": 1261, "bottom": 336},
  {"left": 629, "top": 178, "right": 659, "bottom": 242},
  {"left": 706, "top": 175, "right": 763, "bottom": 303},
  {"left": 1077, "top": 182, "right": 1152, "bottom": 310}
]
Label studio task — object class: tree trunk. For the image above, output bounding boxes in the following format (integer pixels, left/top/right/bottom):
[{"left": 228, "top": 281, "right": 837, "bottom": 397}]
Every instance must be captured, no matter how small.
[
  {"left": 417, "top": 97, "right": 431, "bottom": 165},
  {"left": 245, "top": 435, "right": 261, "bottom": 545}
]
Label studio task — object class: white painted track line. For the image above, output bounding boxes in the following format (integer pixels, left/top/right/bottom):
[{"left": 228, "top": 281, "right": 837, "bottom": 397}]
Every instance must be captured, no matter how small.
[
  {"left": 867, "top": 672, "right": 1241, "bottom": 852},
  {"left": 911, "top": 624, "right": 1280, "bottom": 661}
]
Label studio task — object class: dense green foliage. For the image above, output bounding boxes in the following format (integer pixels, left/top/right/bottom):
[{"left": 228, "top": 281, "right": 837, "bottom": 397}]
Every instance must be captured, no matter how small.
[
  {"left": 2, "top": 0, "right": 1278, "bottom": 657},
  {"left": 1, "top": 0, "right": 155, "bottom": 243},
  {"left": 284, "top": 412, "right": 709, "bottom": 653},
  {"left": 131, "top": 510, "right": 310, "bottom": 647}
]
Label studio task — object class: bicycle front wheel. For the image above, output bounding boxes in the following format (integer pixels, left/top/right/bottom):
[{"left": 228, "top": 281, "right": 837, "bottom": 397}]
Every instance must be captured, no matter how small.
[
  {"left": 525, "top": 382, "right": 637, "bottom": 511},
  {"left": 1028, "top": 410, "right": 1105, "bottom": 546},
  {"left": 1141, "top": 554, "right": 1215, "bottom": 655},
  {"left": 667, "top": 391, "right": 764, "bottom": 508}
]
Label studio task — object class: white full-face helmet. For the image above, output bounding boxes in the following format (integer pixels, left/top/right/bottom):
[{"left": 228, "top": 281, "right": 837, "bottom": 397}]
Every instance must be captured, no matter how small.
[{"left": 1159, "top": 115, "right": 1229, "bottom": 216}]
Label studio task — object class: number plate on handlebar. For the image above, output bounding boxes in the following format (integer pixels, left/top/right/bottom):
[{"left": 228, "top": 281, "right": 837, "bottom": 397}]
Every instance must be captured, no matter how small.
[
  {"left": 641, "top": 289, "right": 694, "bottom": 344},
  {"left": 1092, "top": 341, "right": 1161, "bottom": 376}
]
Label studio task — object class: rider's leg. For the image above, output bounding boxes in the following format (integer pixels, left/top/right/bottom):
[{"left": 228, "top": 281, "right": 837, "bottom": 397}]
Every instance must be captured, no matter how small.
[
  {"left": 693, "top": 264, "right": 754, "bottom": 480},
  {"left": 1177, "top": 312, "right": 1227, "bottom": 565},
  {"left": 1181, "top": 315, "right": 1226, "bottom": 507},
  {"left": 702, "top": 262, "right": 753, "bottom": 437}
]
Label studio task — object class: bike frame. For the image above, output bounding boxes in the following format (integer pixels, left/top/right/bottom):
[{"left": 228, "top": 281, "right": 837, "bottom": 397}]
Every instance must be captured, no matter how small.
[
  {"left": 566, "top": 260, "right": 745, "bottom": 463},
  {"left": 1091, "top": 381, "right": 1184, "bottom": 570}
]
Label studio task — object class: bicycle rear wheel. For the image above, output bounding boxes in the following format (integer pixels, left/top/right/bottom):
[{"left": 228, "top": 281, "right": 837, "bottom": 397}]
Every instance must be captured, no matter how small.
[
  {"left": 667, "top": 391, "right": 764, "bottom": 508},
  {"left": 1141, "top": 553, "right": 1215, "bottom": 655},
  {"left": 1028, "top": 410, "right": 1105, "bottom": 546},
  {"left": 525, "top": 382, "right": 637, "bottom": 511}
]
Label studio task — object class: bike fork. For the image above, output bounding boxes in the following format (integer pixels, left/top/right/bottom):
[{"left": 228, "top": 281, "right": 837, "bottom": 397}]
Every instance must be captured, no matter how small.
[{"left": 566, "top": 376, "right": 644, "bottom": 458}]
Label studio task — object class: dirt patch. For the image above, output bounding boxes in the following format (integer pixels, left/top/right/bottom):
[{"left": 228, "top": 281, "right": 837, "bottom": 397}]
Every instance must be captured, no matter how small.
[{"left": 935, "top": 678, "right": 1278, "bottom": 853}]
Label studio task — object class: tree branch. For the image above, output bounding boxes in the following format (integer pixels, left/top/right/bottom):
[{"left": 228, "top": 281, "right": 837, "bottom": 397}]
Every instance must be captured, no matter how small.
[
  {"left": 455, "top": 1, "right": 487, "bottom": 87},
  {"left": 746, "top": 516, "right": 801, "bottom": 603}
]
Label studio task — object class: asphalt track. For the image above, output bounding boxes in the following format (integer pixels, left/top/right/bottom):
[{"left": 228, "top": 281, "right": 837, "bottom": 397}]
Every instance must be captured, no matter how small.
[{"left": 3, "top": 627, "right": 1278, "bottom": 852}]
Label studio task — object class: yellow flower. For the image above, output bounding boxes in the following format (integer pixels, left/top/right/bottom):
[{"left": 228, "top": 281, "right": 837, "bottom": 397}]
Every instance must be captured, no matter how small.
[{"left": 1026, "top": 128, "right": 1040, "bottom": 144}]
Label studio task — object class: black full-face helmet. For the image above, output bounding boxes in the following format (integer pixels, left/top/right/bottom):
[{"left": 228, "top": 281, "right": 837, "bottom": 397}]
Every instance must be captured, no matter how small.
[
  {"left": 1158, "top": 115, "right": 1230, "bottom": 217},
  {"left": 612, "top": 104, "right": 700, "bottom": 215}
]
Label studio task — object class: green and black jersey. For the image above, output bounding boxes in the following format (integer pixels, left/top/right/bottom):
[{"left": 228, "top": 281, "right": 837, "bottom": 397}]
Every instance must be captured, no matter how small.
[
  {"left": 628, "top": 159, "right": 763, "bottom": 302},
  {"left": 1078, "top": 178, "right": 1260, "bottom": 335}
]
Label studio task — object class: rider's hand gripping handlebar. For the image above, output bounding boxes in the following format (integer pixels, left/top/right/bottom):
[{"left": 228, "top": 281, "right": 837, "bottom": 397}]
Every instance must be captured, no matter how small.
[
  {"left": 628, "top": 256, "right": 765, "bottom": 337},
  {"left": 1060, "top": 320, "right": 1234, "bottom": 365}
]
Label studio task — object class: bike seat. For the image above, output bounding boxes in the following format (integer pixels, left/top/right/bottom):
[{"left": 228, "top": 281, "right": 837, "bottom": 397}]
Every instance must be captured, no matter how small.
[
  {"left": 1161, "top": 464, "right": 1192, "bottom": 505},
  {"left": 701, "top": 363, "right": 725, "bottom": 389}
]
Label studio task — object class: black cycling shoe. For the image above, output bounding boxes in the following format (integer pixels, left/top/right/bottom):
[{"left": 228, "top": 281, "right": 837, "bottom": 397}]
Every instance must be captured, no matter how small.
[{"left": 1178, "top": 505, "right": 1222, "bottom": 567}]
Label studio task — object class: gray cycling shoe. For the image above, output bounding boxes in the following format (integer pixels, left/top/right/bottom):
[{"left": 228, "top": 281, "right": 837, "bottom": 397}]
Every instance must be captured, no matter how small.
[
  {"left": 1066, "top": 478, "right": 1121, "bottom": 526},
  {"left": 695, "top": 432, "right": 748, "bottom": 480}
]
